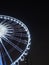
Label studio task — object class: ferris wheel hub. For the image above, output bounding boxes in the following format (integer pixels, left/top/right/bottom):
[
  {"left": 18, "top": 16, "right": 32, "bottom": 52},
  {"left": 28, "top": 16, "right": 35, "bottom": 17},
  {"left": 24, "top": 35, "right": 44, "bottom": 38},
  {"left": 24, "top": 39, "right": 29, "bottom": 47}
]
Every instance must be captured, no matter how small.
[{"left": 0, "top": 24, "right": 8, "bottom": 39}]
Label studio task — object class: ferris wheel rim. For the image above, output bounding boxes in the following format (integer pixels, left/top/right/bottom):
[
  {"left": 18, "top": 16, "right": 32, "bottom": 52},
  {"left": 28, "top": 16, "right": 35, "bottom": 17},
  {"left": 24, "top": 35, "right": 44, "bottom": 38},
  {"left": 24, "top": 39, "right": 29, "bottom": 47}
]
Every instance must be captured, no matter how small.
[{"left": 0, "top": 15, "right": 31, "bottom": 65}]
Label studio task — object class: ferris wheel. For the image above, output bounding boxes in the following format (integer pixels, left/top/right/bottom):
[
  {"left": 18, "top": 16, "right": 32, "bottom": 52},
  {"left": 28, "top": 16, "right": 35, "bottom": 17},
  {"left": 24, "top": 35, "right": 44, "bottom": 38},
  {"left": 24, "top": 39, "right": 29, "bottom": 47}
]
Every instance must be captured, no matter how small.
[{"left": 0, "top": 15, "right": 31, "bottom": 65}]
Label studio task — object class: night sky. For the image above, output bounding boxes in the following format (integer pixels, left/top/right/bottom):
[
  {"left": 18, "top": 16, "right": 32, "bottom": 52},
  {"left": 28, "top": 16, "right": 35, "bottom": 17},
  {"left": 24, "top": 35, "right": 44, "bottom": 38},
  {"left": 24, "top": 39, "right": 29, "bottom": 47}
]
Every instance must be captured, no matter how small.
[{"left": 0, "top": 2, "right": 48, "bottom": 65}]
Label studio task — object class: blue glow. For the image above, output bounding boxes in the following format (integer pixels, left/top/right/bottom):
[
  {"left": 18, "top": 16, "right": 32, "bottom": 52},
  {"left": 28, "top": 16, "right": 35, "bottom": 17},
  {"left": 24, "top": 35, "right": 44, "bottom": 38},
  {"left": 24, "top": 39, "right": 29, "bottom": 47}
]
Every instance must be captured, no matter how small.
[{"left": 0, "top": 53, "right": 3, "bottom": 65}]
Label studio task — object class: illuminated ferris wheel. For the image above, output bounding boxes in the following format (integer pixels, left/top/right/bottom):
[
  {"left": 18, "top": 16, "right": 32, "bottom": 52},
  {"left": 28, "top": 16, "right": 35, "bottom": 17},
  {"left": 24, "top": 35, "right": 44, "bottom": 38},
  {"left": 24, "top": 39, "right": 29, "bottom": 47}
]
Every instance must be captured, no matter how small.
[{"left": 0, "top": 15, "right": 31, "bottom": 65}]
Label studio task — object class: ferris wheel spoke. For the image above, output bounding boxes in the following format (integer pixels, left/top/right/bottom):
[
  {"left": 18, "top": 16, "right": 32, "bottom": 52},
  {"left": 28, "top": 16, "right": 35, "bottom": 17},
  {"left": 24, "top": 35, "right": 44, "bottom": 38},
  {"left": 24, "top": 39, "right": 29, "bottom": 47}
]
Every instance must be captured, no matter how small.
[
  {"left": 6, "top": 35, "right": 27, "bottom": 45},
  {"left": 15, "top": 28, "right": 25, "bottom": 32},
  {"left": 7, "top": 31, "right": 13, "bottom": 34},
  {"left": 2, "top": 47, "right": 15, "bottom": 57},
  {"left": 7, "top": 28, "right": 14, "bottom": 32},
  {"left": 2, "top": 37, "right": 23, "bottom": 53},
  {"left": 0, "top": 19, "right": 6, "bottom": 24},
  {"left": 15, "top": 33, "right": 28, "bottom": 37},
  {"left": 0, "top": 39, "right": 13, "bottom": 63}
]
